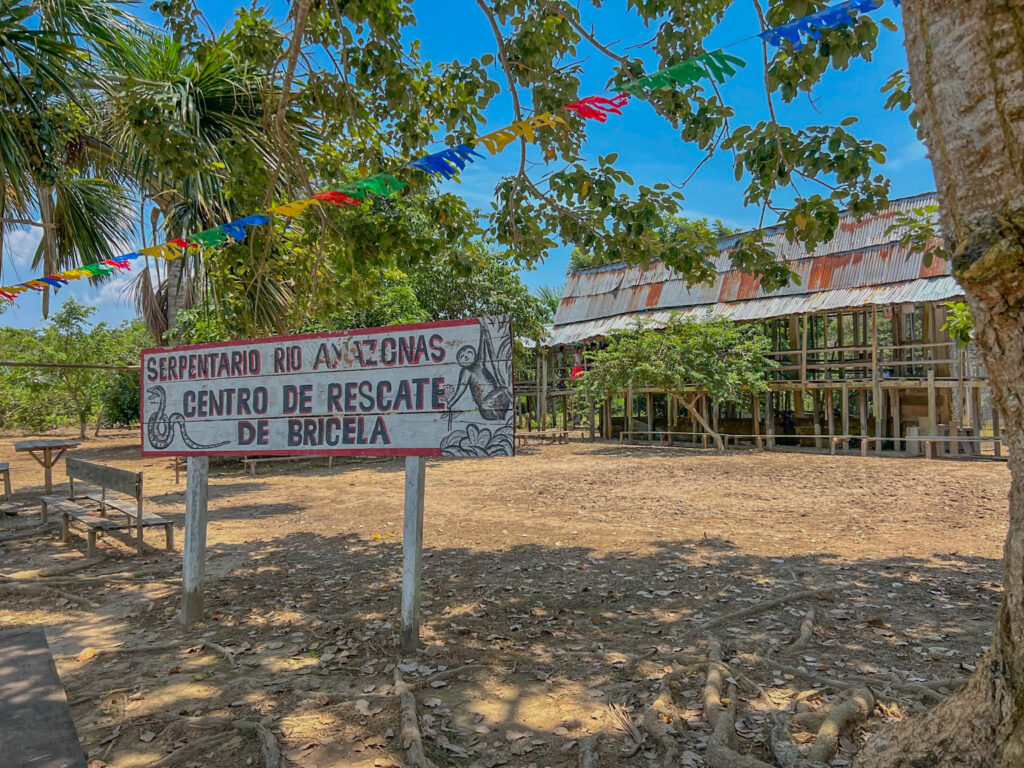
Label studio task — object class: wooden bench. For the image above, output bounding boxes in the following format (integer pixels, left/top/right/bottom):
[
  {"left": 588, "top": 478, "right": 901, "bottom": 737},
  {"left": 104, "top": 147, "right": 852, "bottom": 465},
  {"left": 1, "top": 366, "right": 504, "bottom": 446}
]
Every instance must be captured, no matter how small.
[
  {"left": 41, "top": 458, "right": 173, "bottom": 556},
  {"left": 0, "top": 626, "right": 86, "bottom": 768},
  {"left": 0, "top": 462, "right": 9, "bottom": 505}
]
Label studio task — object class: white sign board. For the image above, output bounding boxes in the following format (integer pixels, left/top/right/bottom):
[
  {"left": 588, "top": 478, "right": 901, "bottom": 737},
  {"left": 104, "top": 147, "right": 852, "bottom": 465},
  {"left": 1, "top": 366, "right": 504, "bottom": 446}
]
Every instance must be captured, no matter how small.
[{"left": 140, "top": 317, "right": 514, "bottom": 458}]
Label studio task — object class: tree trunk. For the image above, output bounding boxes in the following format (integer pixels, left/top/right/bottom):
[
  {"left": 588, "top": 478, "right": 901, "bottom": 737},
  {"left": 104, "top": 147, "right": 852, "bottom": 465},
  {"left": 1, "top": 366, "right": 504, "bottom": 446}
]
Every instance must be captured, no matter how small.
[
  {"left": 681, "top": 394, "right": 724, "bottom": 451},
  {"left": 165, "top": 256, "right": 187, "bottom": 341},
  {"left": 78, "top": 416, "right": 87, "bottom": 440},
  {"left": 37, "top": 185, "right": 57, "bottom": 319},
  {"left": 856, "top": 2, "right": 1024, "bottom": 765}
]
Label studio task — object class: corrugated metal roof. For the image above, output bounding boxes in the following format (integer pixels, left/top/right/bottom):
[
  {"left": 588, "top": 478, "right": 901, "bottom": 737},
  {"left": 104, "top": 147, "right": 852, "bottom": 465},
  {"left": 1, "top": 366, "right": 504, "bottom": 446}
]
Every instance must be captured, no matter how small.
[
  {"left": 551, "top": 193, "right": 952, "bottom": 343},
  {"left": 545, "top": 276, "right": 963, "bottom": 347}
]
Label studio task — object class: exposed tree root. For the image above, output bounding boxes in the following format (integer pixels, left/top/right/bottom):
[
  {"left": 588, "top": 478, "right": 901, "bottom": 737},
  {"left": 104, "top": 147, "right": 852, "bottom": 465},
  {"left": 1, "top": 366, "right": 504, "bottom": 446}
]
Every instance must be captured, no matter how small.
[
  {"left": 702, "top": 637, "right": 774, "bottom": 768},
  {"left": 751, "top": 653, "right": 948, "bottom": 702},
  {"left": 642, "top": 662, "right": 687, "bottom": 764},
  {"left": 57, "top": 641, "right": 237, "bottom": 668},
  {"left": 0, "top": 524, "right": 57, "bottom": 542},
  {"left": 788, "top": 607, "right": 816, "bottom": 653},
  {"left": 699, "top": 586, "right": 837, "bottom": 631},
  {"left": 579, "top": 733, "right": 599, "bottom": 768},
  {"left": 1, "top": 557, "right": 105, "bottom": 580},
  {"left": 146, "top": 733, "right": 228, "bottom": 768},
  {"left": 233, "top": 720, "right": 281, "bottom": 768},
  {"left": 414, "top": 663, "right": 482, "bottom": 689},
  {"left": 769, "top": 711, "right": 805, "bottom": 768},
  {"left": 805, "top": 687, "right": 874, "bottom": 763},
  {"left": 394, "top": 669, "right": 436, "bottom": 768},
  {"left": 0, "top": 581, "right": 96, "bottom": 607}
]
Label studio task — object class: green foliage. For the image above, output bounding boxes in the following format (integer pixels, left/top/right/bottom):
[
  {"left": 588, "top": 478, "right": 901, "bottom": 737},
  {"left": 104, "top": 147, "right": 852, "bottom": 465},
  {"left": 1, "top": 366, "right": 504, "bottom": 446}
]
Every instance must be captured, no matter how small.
[
  {"left": 0, "top": 299, "right": 151, "bottom": 436},
  {"left": 580, "top": 315, "right": 774, "bottom": 406},
  {"left": 102, "top": 372, "right": 141, "bottom": 428},
  {"left": 534, "top": 284, "right": 563, "bottom": 321},
  {"left": 887, "top": 204, "right": 949, "bottom": 267},
  {"left": 568, "top": 216, "right": 739, "bottom": 274},
  {"left": 942, "top": 301, "right": 974, "bottom": 349}
]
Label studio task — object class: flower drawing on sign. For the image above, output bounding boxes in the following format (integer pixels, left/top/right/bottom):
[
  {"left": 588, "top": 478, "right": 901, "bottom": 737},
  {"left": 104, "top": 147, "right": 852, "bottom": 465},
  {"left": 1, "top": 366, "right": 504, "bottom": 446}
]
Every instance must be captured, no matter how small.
[{"left": 440, "top": 423, "right": 514, "bottom": 458}]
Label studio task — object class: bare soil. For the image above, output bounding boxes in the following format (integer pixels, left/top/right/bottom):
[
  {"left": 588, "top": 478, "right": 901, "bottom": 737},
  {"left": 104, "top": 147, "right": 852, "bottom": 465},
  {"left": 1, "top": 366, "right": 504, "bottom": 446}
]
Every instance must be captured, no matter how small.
[{"left": 0, "top": 431, "right": 1010, "bottom": 767}]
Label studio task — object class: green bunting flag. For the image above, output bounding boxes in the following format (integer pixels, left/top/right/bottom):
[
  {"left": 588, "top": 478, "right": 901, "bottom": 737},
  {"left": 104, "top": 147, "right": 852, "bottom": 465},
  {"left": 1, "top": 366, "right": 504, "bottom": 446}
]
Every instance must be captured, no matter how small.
[
  {"left": 188, "top": 228, "right": 230, "bottom": 248},
  {"left": 339, "top": 173, "right": 408, "bottom": 201},
  {"left": 623, "top": 50, "right": 746, "bottom": 97}
]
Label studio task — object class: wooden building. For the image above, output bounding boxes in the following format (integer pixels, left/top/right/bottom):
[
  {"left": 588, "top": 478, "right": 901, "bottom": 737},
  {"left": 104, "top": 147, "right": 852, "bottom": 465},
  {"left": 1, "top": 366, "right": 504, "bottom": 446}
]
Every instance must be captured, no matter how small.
[{"left": 517, "top": 193, "right": 1001, "bottom": 458}]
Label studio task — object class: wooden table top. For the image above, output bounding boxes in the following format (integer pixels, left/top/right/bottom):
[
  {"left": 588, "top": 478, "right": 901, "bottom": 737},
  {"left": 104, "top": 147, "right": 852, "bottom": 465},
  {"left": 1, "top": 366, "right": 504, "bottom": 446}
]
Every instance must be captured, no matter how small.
[{"left": 13, "top": 439, "right": 81, "bottom": 452}]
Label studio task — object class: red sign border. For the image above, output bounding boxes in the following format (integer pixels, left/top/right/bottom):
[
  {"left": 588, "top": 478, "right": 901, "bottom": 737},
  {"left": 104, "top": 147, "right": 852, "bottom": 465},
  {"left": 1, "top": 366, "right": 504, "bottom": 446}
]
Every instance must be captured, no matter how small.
[{"left": 139, "top": 317, "right": 510, "bottom": 459}]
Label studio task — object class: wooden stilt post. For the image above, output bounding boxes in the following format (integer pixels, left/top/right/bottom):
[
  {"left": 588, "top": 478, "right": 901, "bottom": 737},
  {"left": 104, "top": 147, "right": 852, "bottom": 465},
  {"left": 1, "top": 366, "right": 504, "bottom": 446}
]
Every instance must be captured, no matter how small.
[
  {"left": 180, "top": 456, "right": 210, "bottom": 625},
  {"left": 626, "top": 386, "right": 633, "bottom": 440},
  {"left": 812, "top": 390, "right": 822, "bottom": 449},
  {"left": 891, "top": 387, "right": 902, "bottom": 452},
  {"left": 927, "top": 369, "right": 938, "bottom": 459},
  {"left": 588, "top": 394, "right": 596, "bottom": 441},
  {"left": 752, "top": 394, "right": 761, "bottom": 450},
  {"left": 841, "top": 382, "right": 850, "bottom": 452},
  {"left": 826, "top": 388, "right": 835, "bottom": 447},
  {"left": 876, "top": 385, "right": 887, "bottom": 455},
  {"left": 766, "top": 391, "right": 775, "bottom": 450},
  {"left": 858, "top": 389, "right": 868, "bottom": 451},
  {"left": 646, "top": 392, "right": 654, "bottom": 441},
  {"left": 540, "top": 354, "right": 548, "bottom": 430},
  {"left": 401, "top": 456, "right": 426, "bottom": 652},
  {"left": 994, "top": 392, "right": 1002, "bottom": 457}
]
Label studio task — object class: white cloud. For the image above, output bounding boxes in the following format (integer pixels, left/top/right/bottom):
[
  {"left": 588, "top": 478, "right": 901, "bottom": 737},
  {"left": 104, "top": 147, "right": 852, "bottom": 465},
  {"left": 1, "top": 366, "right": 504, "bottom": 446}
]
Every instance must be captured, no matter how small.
[{"left": 2, "top": 227, "right": 43, "bottom": 277}]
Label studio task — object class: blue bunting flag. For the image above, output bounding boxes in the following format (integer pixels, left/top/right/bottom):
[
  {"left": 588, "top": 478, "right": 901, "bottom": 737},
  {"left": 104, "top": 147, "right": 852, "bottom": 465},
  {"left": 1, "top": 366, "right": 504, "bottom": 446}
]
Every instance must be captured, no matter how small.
[{"left": 407, "top": 144, "right": 485, "bottom": 180}]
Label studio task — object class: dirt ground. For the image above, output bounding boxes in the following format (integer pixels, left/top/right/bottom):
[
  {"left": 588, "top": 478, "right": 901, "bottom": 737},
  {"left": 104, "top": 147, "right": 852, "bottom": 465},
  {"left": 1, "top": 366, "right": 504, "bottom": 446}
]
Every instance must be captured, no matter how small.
[{"left": 0, "top": 431, "right": 1010, "bottom": 768}]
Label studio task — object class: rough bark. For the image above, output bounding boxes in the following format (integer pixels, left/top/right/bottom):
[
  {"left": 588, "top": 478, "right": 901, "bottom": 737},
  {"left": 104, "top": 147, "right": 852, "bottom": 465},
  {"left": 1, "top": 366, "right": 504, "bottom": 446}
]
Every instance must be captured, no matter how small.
[
  {"left": 681, "top": 395, "right": 725, "bottom": 450},
  {"left": 37, "top": 185, "right": 57, "bottom": 318},
  {"left": 856, "top": 1, "right": 1024, "bottom": 765}
]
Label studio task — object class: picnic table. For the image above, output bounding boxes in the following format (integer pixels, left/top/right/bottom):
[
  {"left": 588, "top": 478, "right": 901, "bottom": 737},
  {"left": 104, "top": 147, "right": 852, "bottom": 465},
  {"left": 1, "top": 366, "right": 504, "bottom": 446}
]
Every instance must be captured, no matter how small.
[{"left": 14, "top": 438, "right": 80, "bottom": 494}]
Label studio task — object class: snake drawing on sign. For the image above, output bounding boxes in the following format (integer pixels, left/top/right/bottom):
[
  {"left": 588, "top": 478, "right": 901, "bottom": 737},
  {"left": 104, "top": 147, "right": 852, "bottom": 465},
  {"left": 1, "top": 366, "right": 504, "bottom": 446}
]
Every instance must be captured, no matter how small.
[
  {"left": 443, "top": 321, "right": 512, "bottom": 429},
  {"left": 146, "top": 385, "right": 229, "bottom": 450}
]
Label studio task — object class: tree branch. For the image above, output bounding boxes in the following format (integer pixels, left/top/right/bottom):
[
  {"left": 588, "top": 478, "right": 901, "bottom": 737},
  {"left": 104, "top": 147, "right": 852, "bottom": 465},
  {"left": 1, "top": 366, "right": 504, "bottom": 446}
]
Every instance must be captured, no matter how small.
[{"left": 475, "top": 0, "right": 526, "bottom": 246}]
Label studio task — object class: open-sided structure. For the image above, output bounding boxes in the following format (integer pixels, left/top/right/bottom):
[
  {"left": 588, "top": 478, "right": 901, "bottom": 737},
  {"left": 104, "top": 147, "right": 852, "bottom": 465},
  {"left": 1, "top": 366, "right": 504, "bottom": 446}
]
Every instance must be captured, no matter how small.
[{"left": 518, "top": 193, "right": 999, "bottom": 457}]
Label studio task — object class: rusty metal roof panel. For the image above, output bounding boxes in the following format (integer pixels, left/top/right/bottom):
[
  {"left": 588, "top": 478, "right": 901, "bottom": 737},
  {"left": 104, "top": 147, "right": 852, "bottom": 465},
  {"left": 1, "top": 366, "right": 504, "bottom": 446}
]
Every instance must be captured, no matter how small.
[
  {"left": 544, "top": 276, "right": 962, "bottom": 347},
  {"left": 553, "top": 193, "right": 949, "bottom": 327}
]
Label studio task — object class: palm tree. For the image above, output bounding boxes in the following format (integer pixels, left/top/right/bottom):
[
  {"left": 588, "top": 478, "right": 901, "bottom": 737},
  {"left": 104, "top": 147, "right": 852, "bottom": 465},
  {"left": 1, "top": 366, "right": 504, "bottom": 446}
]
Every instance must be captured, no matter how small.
[
  {"left": 535, "top": 283, "right": 564, "bottom": 321},
  {"left": 0, "top": 0, "right": 142, "bottom": 316},
  {"left": 97, "top": 31, "right": 311, "bottom": 341}
]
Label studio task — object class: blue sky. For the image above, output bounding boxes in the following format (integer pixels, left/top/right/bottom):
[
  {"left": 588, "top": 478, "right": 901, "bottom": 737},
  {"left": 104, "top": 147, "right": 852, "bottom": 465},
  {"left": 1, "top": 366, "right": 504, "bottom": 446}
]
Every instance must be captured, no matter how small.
[{"left": 0, "top": 0, "right": 931, "bottom": 331}]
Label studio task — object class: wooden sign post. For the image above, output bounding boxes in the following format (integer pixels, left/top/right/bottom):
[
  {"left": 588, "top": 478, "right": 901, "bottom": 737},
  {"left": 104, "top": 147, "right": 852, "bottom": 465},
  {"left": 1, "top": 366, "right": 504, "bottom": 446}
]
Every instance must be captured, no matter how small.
[
  {"left": 401, "top": 456, "right": 426, "bottom": 651},
  {"left": 180, "top": 456, "right": 209, "bottom": 625},
  {"left": 140, "top": 317, "right": 514, "bottom": 643}
]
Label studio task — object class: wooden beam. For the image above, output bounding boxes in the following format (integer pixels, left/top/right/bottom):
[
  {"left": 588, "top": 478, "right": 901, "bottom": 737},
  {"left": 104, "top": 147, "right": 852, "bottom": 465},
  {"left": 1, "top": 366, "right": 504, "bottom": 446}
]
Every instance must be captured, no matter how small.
[
  {"left": 812, "top": 390, "right": 822, "bottom": 449},
  {"left": 927, "top": 369, "right": 938, "bottom": 459},
  {"left": 841, "top": 382, "right": 850, "bottom": 452},
  {"left": 994, "top": 393, "right": 1002, "bottom": 457},
  {"left": 540, "top": 354, "right": 548, "bottom": 428},
  {"left": 858, "top": 389, "right": 869, "bottom": 450},
  {"left": 891, "top": 388, "right": 902, "bottom": 452},
  {"left": 826, "top": 389, "right": 835, "bottom": 445},
  {"left": 401, "top": 456, "right": 426, "bottom": 652},
  {"left": 180, "top": 456, "right": 210, "bottom": 625},
  {"left": 876, "top": 385, "right": 887, "bottom": 455}
]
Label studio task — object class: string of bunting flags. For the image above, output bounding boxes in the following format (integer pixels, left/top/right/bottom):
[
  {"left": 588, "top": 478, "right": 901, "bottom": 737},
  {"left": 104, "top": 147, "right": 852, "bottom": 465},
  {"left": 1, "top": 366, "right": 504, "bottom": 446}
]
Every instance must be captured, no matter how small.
[{"left": 0, "top": 0, "right": 898, "bottom": 305}]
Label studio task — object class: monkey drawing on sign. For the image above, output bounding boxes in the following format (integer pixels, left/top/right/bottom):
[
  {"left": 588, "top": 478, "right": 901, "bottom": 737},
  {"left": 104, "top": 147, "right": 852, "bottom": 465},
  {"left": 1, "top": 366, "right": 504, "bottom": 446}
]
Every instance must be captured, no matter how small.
[{"left": 444, "top": 323, "right": 512, "bottom": 429}]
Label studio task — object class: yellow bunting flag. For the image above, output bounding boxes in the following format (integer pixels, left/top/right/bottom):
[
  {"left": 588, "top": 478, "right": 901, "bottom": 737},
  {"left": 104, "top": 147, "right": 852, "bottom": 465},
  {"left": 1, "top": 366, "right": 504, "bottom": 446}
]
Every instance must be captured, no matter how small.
[
  {"left": 270, "top": 198, "right": 322, "bottom": 217},
  {"left": 474, "top": 112, "right": 569, "bottom": 155},
  {"left": 139, "top": 243, "right": 184, "bottom": 260}
]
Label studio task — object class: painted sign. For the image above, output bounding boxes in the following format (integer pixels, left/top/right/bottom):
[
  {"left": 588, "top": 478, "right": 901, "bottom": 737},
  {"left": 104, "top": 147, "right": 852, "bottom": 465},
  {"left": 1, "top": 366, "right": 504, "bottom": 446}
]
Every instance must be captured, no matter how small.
[{"left": 140, "top": 317, "right": 514, "bottom": 458}]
